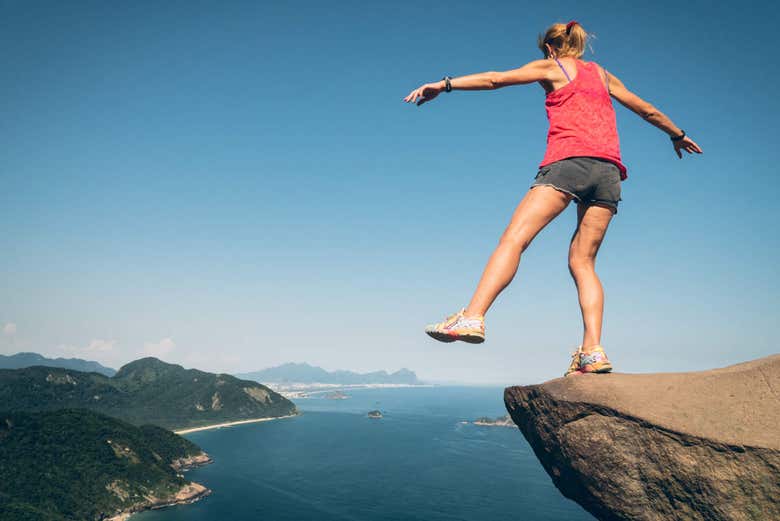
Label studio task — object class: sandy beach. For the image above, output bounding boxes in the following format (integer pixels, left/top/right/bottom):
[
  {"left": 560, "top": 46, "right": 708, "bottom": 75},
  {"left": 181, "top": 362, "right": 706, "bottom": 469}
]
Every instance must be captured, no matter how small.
[{"left": 173, "top": 413, "right": 298, "bottom": 434}]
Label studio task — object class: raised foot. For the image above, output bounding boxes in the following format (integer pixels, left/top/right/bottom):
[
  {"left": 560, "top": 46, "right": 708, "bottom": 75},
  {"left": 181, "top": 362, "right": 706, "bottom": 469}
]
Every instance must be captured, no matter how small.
[{"left": 424, "top": 308, "right": 485, "bottom": 344}]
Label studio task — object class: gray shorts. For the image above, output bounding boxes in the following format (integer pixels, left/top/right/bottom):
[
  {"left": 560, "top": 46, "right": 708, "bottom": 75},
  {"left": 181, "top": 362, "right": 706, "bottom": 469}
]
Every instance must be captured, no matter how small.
[{"left": 530, "top": 157, "right": 622, "bottom": 214}]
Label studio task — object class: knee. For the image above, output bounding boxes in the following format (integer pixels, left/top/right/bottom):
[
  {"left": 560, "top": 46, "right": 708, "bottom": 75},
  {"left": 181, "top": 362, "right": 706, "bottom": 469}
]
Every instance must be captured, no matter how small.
[
  {"left": 568, "top": 253, "right": 595, "bottom": 277},
  {"left": 498, "top": 228, "right": 532, "bottom": 253}
]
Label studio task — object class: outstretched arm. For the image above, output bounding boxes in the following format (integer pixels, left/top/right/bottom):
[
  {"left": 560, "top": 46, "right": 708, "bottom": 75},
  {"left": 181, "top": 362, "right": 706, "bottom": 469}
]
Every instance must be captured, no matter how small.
[
  {"left": 403, "top": 60, "right": 554, "bottom": 106},
  {"left": 606, "top": 71, "right": 703, "bottom": 159}
]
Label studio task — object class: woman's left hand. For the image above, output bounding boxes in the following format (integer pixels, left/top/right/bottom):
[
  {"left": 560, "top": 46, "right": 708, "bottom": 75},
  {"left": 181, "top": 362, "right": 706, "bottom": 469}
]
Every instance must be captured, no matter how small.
[{"left": 403, "top": 82, "right": 443, "bottom": 106}]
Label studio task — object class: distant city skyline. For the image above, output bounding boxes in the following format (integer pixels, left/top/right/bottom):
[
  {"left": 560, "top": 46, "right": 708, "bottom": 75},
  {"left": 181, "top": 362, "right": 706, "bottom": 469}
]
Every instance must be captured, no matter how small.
[{"left": 2, "top": 1, "right": 778, "bottom": 385}]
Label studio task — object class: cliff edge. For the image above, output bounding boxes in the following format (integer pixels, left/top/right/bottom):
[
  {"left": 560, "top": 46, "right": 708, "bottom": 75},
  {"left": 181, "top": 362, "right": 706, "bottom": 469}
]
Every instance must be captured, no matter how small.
[{"left": 503, "top": 354, "right": 780, "bottom": 521}]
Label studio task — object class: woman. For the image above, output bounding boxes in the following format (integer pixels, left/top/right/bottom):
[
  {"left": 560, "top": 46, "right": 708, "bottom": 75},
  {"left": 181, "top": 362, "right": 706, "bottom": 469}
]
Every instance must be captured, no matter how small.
[{"left": 403, "top": 21, "right": 702, "bottom": 376}]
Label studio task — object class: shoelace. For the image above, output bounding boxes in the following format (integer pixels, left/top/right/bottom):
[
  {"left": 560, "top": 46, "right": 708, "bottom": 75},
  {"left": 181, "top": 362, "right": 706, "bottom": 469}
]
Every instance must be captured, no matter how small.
[
  {"left": 439, "top": 309, "right": 482, "bottom": 328},
  {"left": 443, "top": 312, "right": 463, "bottom": 327},
  {"left": 450, "top": 314, "right": 483, "bottom": 329},
  {"left": 566, "top": 346, "right": 583, "bottom": 374}
]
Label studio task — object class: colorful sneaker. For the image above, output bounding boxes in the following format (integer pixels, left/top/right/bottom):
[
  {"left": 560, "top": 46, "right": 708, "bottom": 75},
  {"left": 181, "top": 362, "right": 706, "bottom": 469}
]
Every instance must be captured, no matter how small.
[
  {"left": 564, "top": 344, "right": 613, "bottom": 376},
  {"left": 424, "top": 308, "right": 485, "bottom": 344},
  {"left": 564, "top": 345, "right": 584, "bottom": 377},
  {"left": 578, "top": 345, "right": 613, "bottom": 374}
]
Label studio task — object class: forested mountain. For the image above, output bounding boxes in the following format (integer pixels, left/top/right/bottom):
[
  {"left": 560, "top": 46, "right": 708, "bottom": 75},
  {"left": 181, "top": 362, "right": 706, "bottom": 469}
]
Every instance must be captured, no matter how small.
[
  {"left": 0, "top": 409, "right": 210, "bottom": 520},
  {"left": 0, "top": 357, "right": 297, "bottom": 430}
]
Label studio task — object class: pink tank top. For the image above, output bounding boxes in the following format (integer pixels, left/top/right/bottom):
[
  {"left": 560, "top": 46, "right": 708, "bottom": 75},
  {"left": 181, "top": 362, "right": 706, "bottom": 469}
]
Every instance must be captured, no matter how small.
[{"left": 539, "top": 59, "right": 628, "bottom": 180}]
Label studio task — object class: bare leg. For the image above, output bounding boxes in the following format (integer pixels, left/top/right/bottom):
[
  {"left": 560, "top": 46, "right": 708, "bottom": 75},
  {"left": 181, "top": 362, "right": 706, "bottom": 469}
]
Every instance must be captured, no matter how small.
[
  {"left": 568, "top": 203, "right": 614, "bottom": 351},
  {"left": 463, "top": 186, "right": 573, "bottom": 317}
]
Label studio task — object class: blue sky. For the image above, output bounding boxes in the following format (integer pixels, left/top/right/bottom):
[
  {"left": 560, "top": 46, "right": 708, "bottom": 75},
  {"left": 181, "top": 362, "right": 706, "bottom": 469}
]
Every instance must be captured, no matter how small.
[{"left": 2, "top": 0, "right": 778, "bottom": 384}]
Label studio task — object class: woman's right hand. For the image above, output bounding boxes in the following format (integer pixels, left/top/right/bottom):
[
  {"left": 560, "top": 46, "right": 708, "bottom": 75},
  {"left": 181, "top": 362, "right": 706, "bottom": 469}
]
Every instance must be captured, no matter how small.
[{"left": 673, "top": 135, "right": 703, "bottom": 159}]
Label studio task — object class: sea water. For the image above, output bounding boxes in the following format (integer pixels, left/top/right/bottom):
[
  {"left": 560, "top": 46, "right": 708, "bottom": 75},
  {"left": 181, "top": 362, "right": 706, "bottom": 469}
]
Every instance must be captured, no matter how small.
[{"left": 137, "top": 386, "right": 593, "bottom": 521}]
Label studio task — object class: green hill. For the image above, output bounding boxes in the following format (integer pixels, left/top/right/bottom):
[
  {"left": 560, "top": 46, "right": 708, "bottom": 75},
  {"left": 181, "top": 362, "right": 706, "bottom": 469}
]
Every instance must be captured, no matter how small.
[
  {"left": 0, "top": 409, "right": 210, "bottom": 521},
  {"left": 0, "top": 357, "right": 297, "bottom": 430}
]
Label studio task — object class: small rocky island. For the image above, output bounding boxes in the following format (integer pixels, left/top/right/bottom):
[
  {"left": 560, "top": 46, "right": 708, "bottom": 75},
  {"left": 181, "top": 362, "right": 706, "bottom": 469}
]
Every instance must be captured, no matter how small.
[
  {"left": 367, "top": 410, "right": 383, "bottom": 419},
  {"left": 472, "top": 414, "right": 515, "bottom": 427}
]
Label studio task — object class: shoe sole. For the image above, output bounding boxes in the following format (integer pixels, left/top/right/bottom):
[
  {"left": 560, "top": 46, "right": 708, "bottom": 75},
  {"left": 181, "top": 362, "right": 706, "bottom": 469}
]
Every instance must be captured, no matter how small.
[
  {"left": 565, "top": 362, "right": 613, "bottom": 377},
  {"left": 565, "top": 369, "right": 613, "bottom": 377},
  {"left": 425, "top": 330, "right": 485, "bottom": 344}
]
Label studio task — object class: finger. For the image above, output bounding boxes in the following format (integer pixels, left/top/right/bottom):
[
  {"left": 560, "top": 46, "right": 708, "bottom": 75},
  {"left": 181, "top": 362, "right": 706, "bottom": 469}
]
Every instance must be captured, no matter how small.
[
  {"left": 688, "top": 139, "right": 702, "bottom": 152},
  {"left": 676, "top": 148, "right": 682, "bottom": 159}
]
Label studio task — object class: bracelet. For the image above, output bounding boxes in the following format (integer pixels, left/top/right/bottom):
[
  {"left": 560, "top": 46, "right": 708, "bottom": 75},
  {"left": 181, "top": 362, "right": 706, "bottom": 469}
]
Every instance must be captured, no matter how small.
[
  {"left": 670, "top": 130, "right": 686, "bottom": 142},
  {"left": 442, "top": 76, "right": 452, "bottom": 92}
]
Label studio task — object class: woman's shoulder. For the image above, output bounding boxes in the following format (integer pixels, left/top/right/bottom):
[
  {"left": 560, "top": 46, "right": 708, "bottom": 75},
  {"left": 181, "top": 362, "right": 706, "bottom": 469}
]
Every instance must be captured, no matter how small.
[{"left": 579, "top": 59, "right": 607, "bottom": 71}]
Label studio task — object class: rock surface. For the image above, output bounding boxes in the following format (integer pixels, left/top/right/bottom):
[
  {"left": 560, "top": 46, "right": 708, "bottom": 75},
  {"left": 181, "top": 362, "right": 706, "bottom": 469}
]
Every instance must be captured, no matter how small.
[
  {"left": 106, "top": 482, "right": 211, "bottom": 521},
  {"left": 170, "top": 452, "right": 214, "bottom": 472},
  {"left": 504, "top": 355, "right": 780, "bottom": 521}
]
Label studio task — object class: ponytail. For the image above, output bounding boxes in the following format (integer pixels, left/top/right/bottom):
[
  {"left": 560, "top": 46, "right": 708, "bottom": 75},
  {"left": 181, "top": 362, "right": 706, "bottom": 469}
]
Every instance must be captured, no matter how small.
[{"left": 537, "top": 21, "right": 589, "bottom": 59}]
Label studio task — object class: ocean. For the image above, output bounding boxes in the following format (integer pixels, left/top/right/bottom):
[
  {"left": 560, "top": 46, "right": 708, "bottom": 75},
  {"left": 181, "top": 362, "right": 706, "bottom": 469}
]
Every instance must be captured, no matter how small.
[{"left": 137, "top": 386, "right": 594, "bottom": 521}]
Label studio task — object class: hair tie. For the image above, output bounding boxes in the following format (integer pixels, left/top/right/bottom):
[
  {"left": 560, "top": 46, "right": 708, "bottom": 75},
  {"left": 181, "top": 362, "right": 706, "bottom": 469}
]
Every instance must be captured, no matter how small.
[{"left": 565, "top": 20, "right": 578, "bottom": 35}]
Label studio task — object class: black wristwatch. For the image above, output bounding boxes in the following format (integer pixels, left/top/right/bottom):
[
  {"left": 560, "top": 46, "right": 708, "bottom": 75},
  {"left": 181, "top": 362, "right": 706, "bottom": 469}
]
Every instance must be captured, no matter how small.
[
  {"left": 442, "top": 76, "right": 452, "bottom": 92},
  {"left": 670, "top": 130, "right": 686, "bottom": 142}
]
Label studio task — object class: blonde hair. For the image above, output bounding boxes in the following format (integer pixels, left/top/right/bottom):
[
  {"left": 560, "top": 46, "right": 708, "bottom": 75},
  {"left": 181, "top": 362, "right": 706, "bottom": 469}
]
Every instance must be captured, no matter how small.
[{"left": 537, "top": 22, "right": 589, "bottom": 59}]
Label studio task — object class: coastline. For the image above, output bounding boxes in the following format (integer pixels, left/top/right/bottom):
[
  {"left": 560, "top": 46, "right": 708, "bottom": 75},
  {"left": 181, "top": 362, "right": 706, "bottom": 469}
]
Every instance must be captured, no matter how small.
[
  {"left": 173, "top": 413, "right": 299, "bottom": 435},
  {"left": 106, "top": 482, "right": 211, "bottom": 521},
  {"left": 270, "top": 383, "right": 434, "bottom": 399},
  {"left": 109, "top": 416, "right": 298, "bottom": 519}
]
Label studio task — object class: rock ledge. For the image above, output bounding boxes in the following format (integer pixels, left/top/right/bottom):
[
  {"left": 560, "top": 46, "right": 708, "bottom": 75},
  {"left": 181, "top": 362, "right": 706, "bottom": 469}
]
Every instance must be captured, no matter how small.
[{"left": 504, "top": 355, "right": 780, "bottom": 521}]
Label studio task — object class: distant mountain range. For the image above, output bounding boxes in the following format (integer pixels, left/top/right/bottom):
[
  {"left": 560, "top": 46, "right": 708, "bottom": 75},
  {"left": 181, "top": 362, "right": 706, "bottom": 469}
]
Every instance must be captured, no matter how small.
[
  {"left": 236, "top": 362, "right": 421, "bottom": 385},
  {"left": 0, "top": 351, "right": 116, "bottom": 376},
  {"left": 0, "top": 408, "right": 211, "bottom": 520},
  {"left": 0, "top": 357, "right": 297, "bottom": 430}
]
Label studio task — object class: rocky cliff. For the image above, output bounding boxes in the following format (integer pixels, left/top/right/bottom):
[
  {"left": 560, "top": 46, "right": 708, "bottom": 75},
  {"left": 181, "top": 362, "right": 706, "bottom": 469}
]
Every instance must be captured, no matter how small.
[{"left": 504, "top": 355, "right": 780, "bottom": 521}]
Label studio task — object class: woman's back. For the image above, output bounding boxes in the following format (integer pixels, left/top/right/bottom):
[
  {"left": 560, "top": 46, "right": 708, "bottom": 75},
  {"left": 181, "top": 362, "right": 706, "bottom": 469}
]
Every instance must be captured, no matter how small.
[{"left": 540, "top": 58, "right": 627, "bottom": 180}]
